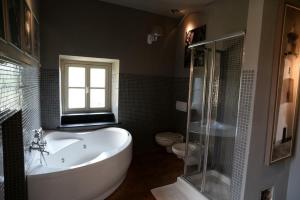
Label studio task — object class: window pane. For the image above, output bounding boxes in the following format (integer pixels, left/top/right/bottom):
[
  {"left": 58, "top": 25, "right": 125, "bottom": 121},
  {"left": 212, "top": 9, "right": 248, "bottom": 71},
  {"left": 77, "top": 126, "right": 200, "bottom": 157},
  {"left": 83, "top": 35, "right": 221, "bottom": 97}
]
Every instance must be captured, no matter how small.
[
  {"left": 90, "top": 89, "right": 105, "bottom": 108},
  {"left": 68, "top": 67, "right": 85, "bottom": 87},
  {"left": 68, "top": 88, "right": 85, "bottom": 109},
  {"left": 90, "top": 68, "right": 105, "bottom": 88}
]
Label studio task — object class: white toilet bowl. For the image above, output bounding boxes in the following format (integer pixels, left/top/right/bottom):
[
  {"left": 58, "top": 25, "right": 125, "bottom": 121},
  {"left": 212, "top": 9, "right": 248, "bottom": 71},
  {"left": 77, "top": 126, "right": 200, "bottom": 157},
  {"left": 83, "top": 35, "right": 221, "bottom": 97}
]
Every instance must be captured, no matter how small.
[
  {"left": 172, "top": 143, "right": 197, "bottom": 159},
  {"left": 155, "top": 132, "right": 184, "bottom": 153}
]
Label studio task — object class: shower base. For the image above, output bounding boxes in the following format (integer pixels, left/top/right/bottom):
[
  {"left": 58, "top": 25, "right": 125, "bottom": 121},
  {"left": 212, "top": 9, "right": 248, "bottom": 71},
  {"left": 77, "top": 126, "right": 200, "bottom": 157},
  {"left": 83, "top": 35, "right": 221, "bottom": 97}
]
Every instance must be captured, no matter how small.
[
  {"left": 151, "top": 177, "right": 208, "bottom": 200},
  {"left": 186, "top": 170, "right": 231, "bottom": 200}
]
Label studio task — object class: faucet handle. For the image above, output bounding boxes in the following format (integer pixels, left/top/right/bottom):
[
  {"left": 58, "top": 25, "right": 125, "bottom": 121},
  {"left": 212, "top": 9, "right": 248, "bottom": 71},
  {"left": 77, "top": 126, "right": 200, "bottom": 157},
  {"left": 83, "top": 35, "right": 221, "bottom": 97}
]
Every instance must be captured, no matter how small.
[
  {"left": 35, "top": 128, "right": 43, "bottom": 134},
  {"left": 33, "top": 132, "right": 41, "bottom": 144},
  {"left": 33, "top": 128, "right": 44, "bottom": 138},
  {"left": 32, "top": 128, "right": 43, "bottom": 145}
]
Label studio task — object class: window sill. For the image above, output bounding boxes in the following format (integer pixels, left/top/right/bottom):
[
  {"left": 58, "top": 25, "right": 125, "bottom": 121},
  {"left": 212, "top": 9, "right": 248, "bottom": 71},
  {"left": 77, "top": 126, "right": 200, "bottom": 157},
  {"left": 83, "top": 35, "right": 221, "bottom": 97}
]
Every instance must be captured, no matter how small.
[
  {"left": 58, "top": 122, "right": 119, "bottom": 131},
  {"left": 61, "top": 112, "right": 116, "bottom": 126},
  {"left": 62, "top": 112, "right": 113, "bottom": 116}
]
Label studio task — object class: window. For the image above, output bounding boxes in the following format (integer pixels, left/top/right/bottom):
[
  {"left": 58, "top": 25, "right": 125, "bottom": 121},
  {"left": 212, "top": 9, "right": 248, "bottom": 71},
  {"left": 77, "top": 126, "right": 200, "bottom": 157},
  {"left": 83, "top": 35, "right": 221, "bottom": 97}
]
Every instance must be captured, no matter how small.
[{"left": 61, "top": 60, "right": 111, "bottom": 113}]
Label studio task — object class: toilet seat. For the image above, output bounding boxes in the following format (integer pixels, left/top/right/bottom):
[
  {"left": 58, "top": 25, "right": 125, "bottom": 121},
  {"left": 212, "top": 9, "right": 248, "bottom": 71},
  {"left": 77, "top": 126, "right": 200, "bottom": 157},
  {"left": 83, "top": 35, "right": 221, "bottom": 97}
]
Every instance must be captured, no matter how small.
[
  {"left": 155, "top": 132, "right": 184, "bottom": 152},
  {"left": 172, "top": 143, "right": 197, "bottom": 159}
]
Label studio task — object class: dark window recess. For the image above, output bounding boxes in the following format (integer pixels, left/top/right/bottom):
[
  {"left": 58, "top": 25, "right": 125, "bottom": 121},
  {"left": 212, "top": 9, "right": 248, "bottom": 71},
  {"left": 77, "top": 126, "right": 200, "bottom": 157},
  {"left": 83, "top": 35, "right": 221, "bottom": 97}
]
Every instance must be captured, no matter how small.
[{"left": 61, "top": 112, "right": 116, "bottom": 126}]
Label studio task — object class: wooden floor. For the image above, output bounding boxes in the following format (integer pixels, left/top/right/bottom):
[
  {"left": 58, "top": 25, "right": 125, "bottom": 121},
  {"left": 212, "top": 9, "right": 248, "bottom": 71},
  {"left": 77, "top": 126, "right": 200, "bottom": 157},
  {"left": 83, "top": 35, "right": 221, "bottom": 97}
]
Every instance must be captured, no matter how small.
[{"left": 107, "top": 148, "right": 184, "bottom": 200}]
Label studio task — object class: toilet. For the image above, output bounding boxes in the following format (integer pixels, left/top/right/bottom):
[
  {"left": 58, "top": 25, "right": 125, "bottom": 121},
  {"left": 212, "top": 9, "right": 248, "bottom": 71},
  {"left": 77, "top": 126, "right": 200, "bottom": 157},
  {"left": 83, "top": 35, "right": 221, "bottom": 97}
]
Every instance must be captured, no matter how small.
[
  {"left": 155, "top": 132, "right": 184, "bottom": 153},
  {"left": 172, "top": 143, "right": 197, "bottom": 159}
]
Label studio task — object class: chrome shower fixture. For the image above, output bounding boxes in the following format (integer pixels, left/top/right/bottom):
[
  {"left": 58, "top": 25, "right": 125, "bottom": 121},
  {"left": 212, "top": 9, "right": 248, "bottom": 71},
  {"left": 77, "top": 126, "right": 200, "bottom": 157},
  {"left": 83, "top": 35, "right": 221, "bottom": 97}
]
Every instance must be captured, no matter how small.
[{"left": 147, "top": 33, "right": 161, "bottom": 44}]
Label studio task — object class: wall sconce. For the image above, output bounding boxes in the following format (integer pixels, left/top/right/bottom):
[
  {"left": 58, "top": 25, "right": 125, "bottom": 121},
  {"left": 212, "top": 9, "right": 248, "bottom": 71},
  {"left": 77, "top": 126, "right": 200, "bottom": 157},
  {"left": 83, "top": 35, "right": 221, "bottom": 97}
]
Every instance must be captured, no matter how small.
[
  {"left": 147, "top": 33, "right": 161, "bottom": 45},
  {"left": 147, "top": 26, "right": 163, "bottom": 45}
]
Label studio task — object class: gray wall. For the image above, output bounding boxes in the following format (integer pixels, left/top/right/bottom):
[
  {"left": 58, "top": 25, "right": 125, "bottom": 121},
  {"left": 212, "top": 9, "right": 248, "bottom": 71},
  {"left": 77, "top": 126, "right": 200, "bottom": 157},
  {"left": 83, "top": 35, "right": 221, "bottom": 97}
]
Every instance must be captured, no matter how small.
[
  {"left": 40, "top": 0, "right": 180, "bottom": 152},
  {"left": 244, "top": 0, "right": 293, "bottom": 199},
  {"left": 118, "top": 74, "right": 174, "bottom": 151},
  {"left": 288, "top": 127, "right": 300, "bottom": 199},
  {"left": 40, "top": 0, "right": 178, "bottom": 75}
]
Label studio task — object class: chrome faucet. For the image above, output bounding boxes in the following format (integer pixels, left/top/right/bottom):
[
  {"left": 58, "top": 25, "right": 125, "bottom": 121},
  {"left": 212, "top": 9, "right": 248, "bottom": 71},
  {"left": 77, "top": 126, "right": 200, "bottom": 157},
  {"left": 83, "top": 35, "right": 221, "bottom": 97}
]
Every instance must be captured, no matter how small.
[{"left": 29, "top": 128, "right": 49, "bottom": 165}]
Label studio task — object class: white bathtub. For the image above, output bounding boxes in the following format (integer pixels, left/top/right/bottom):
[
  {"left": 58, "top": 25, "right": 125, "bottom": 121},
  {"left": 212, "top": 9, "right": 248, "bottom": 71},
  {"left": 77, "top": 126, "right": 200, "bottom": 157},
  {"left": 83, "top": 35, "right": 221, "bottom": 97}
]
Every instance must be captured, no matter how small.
[{"left": 27, "top": 127, "right": 132, "bottom": 200}]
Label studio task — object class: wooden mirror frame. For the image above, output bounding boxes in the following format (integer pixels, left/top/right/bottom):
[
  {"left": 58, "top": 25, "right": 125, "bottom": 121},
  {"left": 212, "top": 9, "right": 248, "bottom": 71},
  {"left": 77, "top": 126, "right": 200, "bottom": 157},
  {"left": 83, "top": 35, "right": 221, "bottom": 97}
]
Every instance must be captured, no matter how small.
[{"left": 266, "top": 3, "right": 300, "bottom": 165}]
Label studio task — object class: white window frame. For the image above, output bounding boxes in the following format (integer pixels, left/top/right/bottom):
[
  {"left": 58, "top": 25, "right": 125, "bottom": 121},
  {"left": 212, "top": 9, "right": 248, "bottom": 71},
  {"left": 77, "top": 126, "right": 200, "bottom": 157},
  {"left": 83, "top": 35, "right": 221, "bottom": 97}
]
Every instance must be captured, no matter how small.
[{"left": 61, "top": 59, "right": 112, "bottom": 114}]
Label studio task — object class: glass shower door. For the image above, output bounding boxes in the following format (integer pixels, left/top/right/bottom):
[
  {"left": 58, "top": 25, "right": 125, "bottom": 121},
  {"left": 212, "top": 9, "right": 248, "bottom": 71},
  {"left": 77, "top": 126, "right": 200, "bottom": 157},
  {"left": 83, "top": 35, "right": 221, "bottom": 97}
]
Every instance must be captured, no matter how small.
[
  {"left": 184, "top": 43, "right": 214, "bottom": 191},
  {"left": 184, "top": 35, "right": 244, "bottom": 200}
]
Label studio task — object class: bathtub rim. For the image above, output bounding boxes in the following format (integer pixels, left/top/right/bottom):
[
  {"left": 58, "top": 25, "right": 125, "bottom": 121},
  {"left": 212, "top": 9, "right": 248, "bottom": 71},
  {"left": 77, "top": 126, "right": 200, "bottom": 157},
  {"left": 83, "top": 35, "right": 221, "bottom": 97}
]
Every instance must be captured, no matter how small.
[{"left": 28, "top": 127, "right": 132, "bottom": 177}]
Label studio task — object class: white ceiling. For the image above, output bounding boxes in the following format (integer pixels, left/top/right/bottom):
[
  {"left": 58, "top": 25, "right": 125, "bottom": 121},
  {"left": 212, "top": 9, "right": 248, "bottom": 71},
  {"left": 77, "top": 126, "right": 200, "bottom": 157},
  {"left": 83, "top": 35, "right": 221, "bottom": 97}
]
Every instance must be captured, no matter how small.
[{"left": 98, "top": 0, "right": 215, "bottom": 18}]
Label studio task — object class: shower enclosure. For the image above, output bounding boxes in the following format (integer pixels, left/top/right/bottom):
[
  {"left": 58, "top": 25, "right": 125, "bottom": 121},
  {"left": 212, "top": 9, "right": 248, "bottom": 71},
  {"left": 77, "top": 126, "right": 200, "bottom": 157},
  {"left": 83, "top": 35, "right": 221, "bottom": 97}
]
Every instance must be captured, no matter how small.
[{"left": 183, "top": 32, "right": 245, "bottom": 200}]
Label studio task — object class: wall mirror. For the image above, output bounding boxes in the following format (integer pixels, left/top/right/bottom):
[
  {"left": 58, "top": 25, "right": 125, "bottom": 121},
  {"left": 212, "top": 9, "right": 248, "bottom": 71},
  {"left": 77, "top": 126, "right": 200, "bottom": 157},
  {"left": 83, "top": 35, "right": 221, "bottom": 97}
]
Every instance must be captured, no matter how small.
[
  {"left": 23, "top": 0, "right": 32, "bottom": 54},
  {"left": 32, "top": 15, "right": 39, "bottom": 58},
  {"left": 0, "top": 0, "right": 5, "bottom": 39},
  {"left": 7, "top": 0, "right": 21, "bottom": 48},
  {"left": 266, "top": 4, "right": 300, "bottom": 164}
]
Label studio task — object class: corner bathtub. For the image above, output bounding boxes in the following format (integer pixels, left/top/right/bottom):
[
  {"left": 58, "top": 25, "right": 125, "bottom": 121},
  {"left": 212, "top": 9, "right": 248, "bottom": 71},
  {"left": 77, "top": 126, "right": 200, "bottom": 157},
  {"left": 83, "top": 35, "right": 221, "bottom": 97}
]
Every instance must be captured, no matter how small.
[{"left": 27, "top": 127, "right": 132, "bottom": 200}]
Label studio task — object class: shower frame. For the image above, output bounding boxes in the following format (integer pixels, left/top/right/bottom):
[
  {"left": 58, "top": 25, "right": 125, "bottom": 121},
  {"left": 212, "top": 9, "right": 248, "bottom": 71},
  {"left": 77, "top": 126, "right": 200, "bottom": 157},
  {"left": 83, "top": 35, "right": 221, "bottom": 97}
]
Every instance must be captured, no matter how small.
[{"left": 183, "top": 31, "right": 246, "bottom": 197}]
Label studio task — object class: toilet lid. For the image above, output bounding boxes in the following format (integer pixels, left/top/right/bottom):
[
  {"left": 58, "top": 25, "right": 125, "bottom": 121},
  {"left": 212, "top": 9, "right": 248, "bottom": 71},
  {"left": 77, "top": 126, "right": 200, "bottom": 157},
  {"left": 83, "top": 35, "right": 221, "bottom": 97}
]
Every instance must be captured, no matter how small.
[
  {"left": 155, "top": 132, "right": 183, "bottom": 142},
  {"left": 172, "top": 143, "right": 186, "bottom": 151},
  {"left": 172, "top": 143, "right": 197, "bottom": 153}
]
